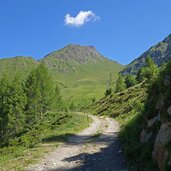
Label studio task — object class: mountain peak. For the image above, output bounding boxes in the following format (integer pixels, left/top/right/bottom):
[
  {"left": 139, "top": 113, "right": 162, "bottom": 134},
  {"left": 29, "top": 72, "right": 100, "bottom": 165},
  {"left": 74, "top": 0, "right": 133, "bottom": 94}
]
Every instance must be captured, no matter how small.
[
  {"left": 65, "top": 44, "right": 95, "bottom": 48},
  {"left": 43, "top": 44, "right": 104, "bottom": 65},
  {"left": 64, "top": 44, "right": 97, "bottom": 52},
  {"left": 41, "top": 43, "right": 122, "bottom": 74}
]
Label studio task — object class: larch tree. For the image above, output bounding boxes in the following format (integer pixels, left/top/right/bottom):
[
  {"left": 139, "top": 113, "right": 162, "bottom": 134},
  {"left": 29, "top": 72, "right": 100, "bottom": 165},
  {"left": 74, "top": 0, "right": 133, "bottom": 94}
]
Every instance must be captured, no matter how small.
[
  {"left": 0, "top": 74, "right": 10, "bottom": 143},
  {"left": 115, "top": 74, "right": 126, "bottom": 93},
  {"left": 25, "top": 63, "right": 53, "bottom": 128},
  {"left": 6, "top": 74, "right": 27, "bottom": 139}
]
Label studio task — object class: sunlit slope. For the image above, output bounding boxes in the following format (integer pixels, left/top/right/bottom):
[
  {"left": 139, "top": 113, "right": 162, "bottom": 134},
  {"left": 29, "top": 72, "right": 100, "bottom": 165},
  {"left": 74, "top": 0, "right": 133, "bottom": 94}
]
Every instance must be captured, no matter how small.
[
  {"left": 41, "top": 44, "right": 124, "bottom": 105},
  {"left": 0, "top": 56, "right": 38, "bottom": 79}
]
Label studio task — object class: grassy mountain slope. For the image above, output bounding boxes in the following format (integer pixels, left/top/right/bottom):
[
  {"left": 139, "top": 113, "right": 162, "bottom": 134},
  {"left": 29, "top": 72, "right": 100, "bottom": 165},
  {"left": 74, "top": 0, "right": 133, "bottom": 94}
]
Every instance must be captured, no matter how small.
[
  {"left": 41, "top": 44, "right": 124, "bottom": 106},
  {"left": 84, "top": 80, "right": 160, "bottom": 170},
  {"left": 0, "top": 45, "right": 123, "bottom": 106},
  {"left": 121, "top": 34, "right": 171, "bottom": 75},
  {"left": 86, "top": 59, "right": 171, "bottom": 170},
  {"left": 85, "top": 82, "right": 147, "bottom": 117},
  {"left": 0, "top": 56, "right": 38, "bottom": 79},
  {"left": 0, "top": 112, "right": 92, "bottom": 170}
]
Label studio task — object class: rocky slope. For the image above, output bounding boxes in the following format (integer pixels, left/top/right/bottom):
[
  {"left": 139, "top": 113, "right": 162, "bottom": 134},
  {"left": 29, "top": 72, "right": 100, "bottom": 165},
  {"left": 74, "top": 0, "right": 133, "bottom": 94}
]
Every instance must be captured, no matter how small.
[
  {"left": 121, "top": 34, "right": 171, "bottom": 75},
  {"left": 139, "top": 61, "right": 171, "bottom": 171},
  {"left": 43, "top": 44, "right": 105, "bottom": 67}
]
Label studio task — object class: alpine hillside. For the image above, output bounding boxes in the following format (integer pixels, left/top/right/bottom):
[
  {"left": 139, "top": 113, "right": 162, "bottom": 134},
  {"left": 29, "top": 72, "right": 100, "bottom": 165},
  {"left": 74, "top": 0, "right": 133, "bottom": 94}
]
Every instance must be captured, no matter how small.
[
  {"left": 121, "top": 34, "right": 171, "bottom": 75},
  {"left": 0, "top": 56, "right": 38, "bottom": 79},
  {"left": 41, "top": 44, "right": 123, "bottom": 106},
  {"left": 0, "top": 44, "right": 123, "bottom": 106}
]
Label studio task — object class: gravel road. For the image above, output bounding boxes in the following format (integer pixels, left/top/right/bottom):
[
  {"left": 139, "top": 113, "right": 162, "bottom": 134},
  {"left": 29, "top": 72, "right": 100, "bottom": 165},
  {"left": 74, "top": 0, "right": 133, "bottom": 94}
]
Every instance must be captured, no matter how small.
[{"left": 26, "top": 115, "right": 127, "bottom": 171}]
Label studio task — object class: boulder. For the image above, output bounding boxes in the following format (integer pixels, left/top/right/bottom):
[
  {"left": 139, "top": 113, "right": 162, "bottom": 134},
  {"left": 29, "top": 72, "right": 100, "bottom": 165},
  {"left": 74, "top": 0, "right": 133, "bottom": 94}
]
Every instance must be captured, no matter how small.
[
  {"left": 155, "top": 97, "right": 164, "bottom": 110},
  {"left": 164, "top": 75, "right": 171, "bottom": 87},
  {"left": 147, "top": 115, "right": 160, "bottom": 128},
  {"left": 153, "top": 122, "right": 171, "bottom": 170},
  {"left": 153, "top": 144, "right": 168, "bottom": 171},
  {"left": 140, "top": 129, "right": 152, "bottom": 144},
  {"left": 167, "top": 106, "right": 171, "bottom": 116}
]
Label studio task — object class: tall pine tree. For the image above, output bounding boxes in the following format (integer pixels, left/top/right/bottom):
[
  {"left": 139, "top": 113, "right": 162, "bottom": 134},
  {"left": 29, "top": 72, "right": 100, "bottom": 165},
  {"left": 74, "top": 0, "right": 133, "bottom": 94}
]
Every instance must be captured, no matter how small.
[
  {"left": 137, "top": 56, "right": 159, "bottom": 82},
  {"left": 25, "top": 63, "right": 53, "bottom": 128},
  {"left": 0, "top": 73, "right": 10, "bottom": 143},
  {"left": 115, "top": 74, "right": 126, "bottom": 93},
  {"left": 6, "top": 74, "right": 27, "bottom": 138}
]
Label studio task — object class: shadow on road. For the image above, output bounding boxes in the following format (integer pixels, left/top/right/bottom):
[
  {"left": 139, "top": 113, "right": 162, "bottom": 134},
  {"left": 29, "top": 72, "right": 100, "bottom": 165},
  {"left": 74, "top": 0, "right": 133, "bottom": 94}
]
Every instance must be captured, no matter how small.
[{"left": 45, "top": 133, "right": 127, "bottom": 171}]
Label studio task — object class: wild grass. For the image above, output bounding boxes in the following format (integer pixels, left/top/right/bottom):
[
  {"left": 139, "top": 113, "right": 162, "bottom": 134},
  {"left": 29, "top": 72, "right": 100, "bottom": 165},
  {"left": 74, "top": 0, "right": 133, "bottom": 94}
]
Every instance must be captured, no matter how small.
[
  {"left": 0, "top": 112, "right": 92, "bottom": 171},
  {"left": 0, "top": 56, "right": 123, "bottom": 107},
  {"left": 85, "top": 82, "right": 159, "bottom": 170}
]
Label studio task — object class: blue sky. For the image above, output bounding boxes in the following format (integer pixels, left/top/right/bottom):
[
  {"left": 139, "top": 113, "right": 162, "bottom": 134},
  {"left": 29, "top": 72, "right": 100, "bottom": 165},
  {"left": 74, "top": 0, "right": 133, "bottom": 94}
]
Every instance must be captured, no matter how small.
[{"left": 0, "top": 0, "right": 171, "bottom": 65}]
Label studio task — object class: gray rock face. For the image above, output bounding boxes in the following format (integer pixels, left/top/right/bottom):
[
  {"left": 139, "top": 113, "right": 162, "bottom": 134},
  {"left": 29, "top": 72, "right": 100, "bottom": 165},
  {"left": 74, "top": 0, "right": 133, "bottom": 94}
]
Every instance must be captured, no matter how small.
[
  {"left": 154, "top": 122, "right": 171, "bottom": 146},
  {"left": 167, "top": 106, "right": 171, "bottom": 116},
  {"left": 43, "top": 44, "right": 106, "bottom": 65},
  {"left": 140, "top": 129, "right": 152, "bottom": 144},
  {"left": 147, "top": 116, "right": 159, "bottom": 128},
  {"left": 153, "top": 122, "right": 171, "bottom": 170},
  {"left": 164, "top": 78, "right": 171, "bottom": 87},
  {"left": 155, "top": 97, "right": 165, "bottom": 110}
]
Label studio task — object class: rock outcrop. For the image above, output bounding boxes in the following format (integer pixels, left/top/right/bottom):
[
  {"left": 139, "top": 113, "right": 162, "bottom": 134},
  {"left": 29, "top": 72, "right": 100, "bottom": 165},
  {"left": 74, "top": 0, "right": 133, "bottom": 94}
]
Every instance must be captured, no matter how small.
[
  {"left": 140, "top": 71, "right": 171, "bottom": 170},
  {"left": 153, "top": 122, "right": 171, "bottom": 171}
]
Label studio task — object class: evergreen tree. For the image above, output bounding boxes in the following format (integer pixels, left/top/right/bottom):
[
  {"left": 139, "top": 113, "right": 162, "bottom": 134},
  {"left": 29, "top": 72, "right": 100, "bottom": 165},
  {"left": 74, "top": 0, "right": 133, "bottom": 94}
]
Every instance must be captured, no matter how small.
[
  {"left": 25, "top": 63, "right": 53, "bottom": 128},
  {"left": 25, "top": 69, "right": 40, "bottom": 127},
  {"left": 137, "top": 56, "right": 159, "bottom": 82},
  {"left": 0, "top": 74, "right": 10, "bottom": 143},
  {"left": 92, "top": 97, "right": 96, "bottom": 103},
  {"left": 125, "top": 75, "right": 137, "bottom": 88},
  {"left": 54, "top": 85, "right": 63, "bottom": 111},
  {"left": 6, "top": 74, "right": 27, "bottom": 138},
  {"left": 115, "top": 74, "right": 126, "bottom": 93},
  {"left": 105, "top": 88, "right": 113, "bottom": 96},
  {"left": 69, "top": 101, "right": 75, "bottom": 111}
]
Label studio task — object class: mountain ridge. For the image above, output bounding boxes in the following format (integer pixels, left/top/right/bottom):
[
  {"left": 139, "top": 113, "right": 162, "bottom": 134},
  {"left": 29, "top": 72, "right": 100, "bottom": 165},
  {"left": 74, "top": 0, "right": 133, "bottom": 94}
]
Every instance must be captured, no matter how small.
[
  {"left": 40, "top": 44, "right": 123, "bottom": 105},
  {"left": 0, "top": 44, "right": 123, "bottom": 106},
  {"left": 121, "top": 33, "right": 171, "bottom": 75}
]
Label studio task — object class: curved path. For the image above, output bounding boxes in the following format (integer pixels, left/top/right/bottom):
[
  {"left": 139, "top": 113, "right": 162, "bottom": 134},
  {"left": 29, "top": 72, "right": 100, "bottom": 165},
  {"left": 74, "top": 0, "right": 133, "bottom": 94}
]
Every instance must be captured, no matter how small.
[{"left": 26, "top": 115, "right": 127, "bottom": 171}]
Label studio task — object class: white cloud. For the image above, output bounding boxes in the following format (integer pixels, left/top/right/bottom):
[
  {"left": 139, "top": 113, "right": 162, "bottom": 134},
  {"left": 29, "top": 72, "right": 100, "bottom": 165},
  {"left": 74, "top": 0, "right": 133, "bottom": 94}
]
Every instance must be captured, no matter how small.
[{"left": 64, "top": 10, "right": 99, "bottom": 27}]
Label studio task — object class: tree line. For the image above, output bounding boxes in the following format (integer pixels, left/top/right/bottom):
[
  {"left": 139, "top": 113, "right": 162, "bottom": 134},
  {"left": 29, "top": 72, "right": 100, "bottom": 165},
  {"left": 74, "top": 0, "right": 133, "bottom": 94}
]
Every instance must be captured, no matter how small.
[
  {"left": 105, "top": 56, "right": 159, "bottom": 96},
  {"left": 0, "top": 63, "right": 62, "bottom": 146}
]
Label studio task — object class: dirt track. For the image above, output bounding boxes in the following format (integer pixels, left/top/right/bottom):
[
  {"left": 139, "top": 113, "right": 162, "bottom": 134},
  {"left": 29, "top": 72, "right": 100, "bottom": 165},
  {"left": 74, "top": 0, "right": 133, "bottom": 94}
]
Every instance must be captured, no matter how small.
[{"left": 26, "top": 115, "right": 127, "bottom": 171}]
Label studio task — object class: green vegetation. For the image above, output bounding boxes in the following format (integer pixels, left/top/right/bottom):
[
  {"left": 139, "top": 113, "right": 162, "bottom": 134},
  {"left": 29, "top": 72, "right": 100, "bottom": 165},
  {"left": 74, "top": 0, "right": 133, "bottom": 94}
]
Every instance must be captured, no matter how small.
[
  {"left": 114, "top": 74, "right": 137, "bottom": 94},
  {"left": 136, "top": 56, "right": 159, "bottom": 82},
  {"left": 116, "top": 103, "right": 159, "bottom": 170},
  {"left": 0, "top": 57, "right": 38, "bottom": 79},
  {"left": 0, "top": 45, "right": 123, "bottom": 107},
  {"left": 42, "top": 55, "right": 123, "bottom": 106},
  {"left": 125, "top": 74, "right": 137, "bottom": 88},
  {"left": 86, "top": 57, "right": 169, "bottom": 170},
  {"left": 0, "top": 62, "right": 92, "bottom": 170},
  {"left": 85, "top": 81, "right": 147, "bottom": 117},
  {"left": 2, "top": 37, "right": 171, "bottom": 171},
  {"left": 121, "top": 34, "right": 171, "bottom": 75},
  {"left": 105, "top": 87, "right": 113, "bottom": 97},
  {"left": 0, "top": 63, "right": 55, "bottom": 146},
  {"left": 0, "top": 112, "right": 91, "bottom": 170}
]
